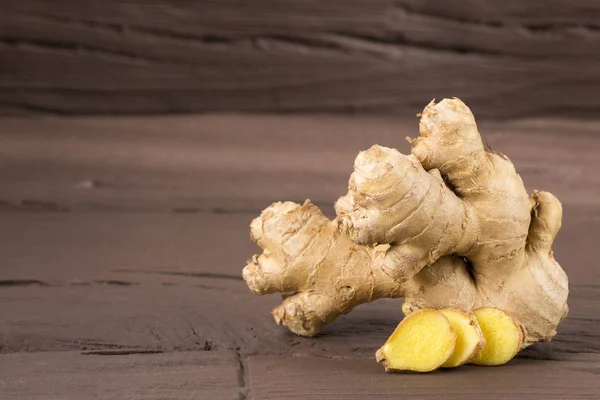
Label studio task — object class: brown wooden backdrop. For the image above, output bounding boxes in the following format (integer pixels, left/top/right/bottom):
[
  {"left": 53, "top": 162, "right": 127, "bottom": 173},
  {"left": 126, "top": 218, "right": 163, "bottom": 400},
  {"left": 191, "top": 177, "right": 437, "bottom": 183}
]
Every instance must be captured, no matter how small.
[
  {"left": 2, "top": 3, "right": 600, "bottom": 398},
  {"left": 2, "top": 0, "right": 600, "bottom": 118}
]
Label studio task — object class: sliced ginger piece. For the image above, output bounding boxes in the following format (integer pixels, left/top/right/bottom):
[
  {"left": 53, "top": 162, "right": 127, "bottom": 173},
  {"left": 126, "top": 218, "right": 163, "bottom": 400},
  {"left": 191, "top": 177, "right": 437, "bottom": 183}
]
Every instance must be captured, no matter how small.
[
  {"left": 470, "top": 307, "right": 523, "bottom": 366},
  {"left": 439, "top": 309, "right": 485, "bottom": 367},
  {"left": 376, "top": 309, "right": 456, "bottom": 372}
]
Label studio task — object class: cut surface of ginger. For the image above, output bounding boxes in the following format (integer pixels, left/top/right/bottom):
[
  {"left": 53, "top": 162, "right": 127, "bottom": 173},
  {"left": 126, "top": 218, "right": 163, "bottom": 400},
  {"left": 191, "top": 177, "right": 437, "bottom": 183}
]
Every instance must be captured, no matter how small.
[
  {"left": 439, "top": 309, "right": 485, "bottom": 367},
  {"left": 471, "top": 307, "right": 523, "bottom": 366},
  {"left": 376, "top": 309, "right": 456, "bottom": 372}
]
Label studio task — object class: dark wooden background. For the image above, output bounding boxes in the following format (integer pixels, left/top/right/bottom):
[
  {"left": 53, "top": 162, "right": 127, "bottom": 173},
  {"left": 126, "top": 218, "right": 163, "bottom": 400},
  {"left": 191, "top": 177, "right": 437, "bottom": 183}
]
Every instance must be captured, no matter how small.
[
  {"left": 1, "top": 2, "right": 600, "bottom": 399},
  {"left": 2, "top": 0, "right": 600, "bottom": 118}
]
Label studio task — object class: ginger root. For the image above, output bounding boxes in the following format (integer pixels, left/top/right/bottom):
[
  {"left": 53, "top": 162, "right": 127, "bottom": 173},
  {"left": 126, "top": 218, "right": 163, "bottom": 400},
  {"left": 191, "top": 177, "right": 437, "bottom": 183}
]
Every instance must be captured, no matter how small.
[
  {"left": 471, "top": 307, "right": 524, "bottom": 366},
  {"left": 376, "top": 309, "right": 456, "bottom": 372},
  {"left": 243, "top": 98, "right": 569, "bottom": 353}
]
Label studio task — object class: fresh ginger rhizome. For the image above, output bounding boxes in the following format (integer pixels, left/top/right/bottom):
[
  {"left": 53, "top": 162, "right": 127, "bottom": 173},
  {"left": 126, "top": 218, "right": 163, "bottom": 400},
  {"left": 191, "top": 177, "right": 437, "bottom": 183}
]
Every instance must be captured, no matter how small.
[{"left": 243, "top": 98, "right": 569, "bottom": 372}]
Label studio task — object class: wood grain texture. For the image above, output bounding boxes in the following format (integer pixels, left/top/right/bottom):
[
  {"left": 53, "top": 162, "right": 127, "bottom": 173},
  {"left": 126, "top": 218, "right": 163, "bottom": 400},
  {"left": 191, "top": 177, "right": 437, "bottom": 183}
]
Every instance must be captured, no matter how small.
[
  {"left": 1, "top": 1, "right": 600, "bottom": 117},
  {"left": 247, "top": 353, "right": 600, "bottom": 399},
  {"left": 1, "top": 114, "right": 599, "bottom": 212},
  {"left": 0, "top": 212, "right": 598, "bottom": 358},
  {"left": 0, "top": 351, "right": 241, "bottom": 400}
]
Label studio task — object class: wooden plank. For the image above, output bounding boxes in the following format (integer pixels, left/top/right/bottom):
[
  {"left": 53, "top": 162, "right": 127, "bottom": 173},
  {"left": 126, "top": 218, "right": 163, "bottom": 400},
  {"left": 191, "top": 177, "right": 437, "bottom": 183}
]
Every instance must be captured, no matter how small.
[
  {"left": 246, "top": 353, "right": 600, "bottom": 399},
  {"left": 0, "top": 212, "right": 598, "bottom": 357},
  {"left": 1, "top": 115, "right": 599, "bottom": 212},
  {"left": 0, "top": 350, "right": 241, "bottom": 400},
  {"left": 0, "top": 212, "right": 272, "bottom": 354},
  {"left": 4, "top": 1, "right": 599, "bottom": 55},
  {"left": 8, "top": 0, "right": 600, "bottom": 31},
  {"left": 0, "top": 114, "right": 598, "bottom": 355},
  {"left": 1, "top": 1, "right": 600, "bottom": 117},
  {"left": 397, "top": 0, "right": 600, "bottom": 25}
]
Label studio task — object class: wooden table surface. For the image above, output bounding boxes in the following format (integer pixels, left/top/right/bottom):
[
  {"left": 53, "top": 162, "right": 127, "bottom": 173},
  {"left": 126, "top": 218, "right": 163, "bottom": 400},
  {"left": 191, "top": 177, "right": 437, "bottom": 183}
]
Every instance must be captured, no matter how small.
[{"left": 0, "top": 114, "right": 599, "bottom": 399}]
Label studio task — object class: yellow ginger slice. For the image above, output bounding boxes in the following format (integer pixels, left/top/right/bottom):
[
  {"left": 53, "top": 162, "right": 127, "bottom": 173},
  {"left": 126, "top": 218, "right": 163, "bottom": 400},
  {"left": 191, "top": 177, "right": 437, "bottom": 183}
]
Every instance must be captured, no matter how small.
[
  {"left": 439, "top": 309, "right": 485, "bottom": 367},
  {"left": 376, "top": 309, "right": 456, "bottom": 372},
  {"left": 471, "top": 307, "right": 523, "bottom": 366}
]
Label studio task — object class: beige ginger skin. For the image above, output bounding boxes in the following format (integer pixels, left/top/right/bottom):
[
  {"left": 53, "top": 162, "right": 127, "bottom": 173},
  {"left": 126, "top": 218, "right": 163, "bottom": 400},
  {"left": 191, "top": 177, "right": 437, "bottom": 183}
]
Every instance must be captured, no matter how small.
[{"left": 243, "top": 98, "right": 569, "bottom": 347}]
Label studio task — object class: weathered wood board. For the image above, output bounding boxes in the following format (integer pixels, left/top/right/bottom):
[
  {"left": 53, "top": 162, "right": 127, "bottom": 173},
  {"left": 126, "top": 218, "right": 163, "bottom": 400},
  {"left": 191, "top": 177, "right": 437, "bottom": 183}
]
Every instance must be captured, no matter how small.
[
  {"left": 2, "top": 1, "right": 600, "bottom": 117},
  {"left": 247, "top": 353, "right": 600, "bottom": 399},
  {"left": 0, "top": 351, "right": 242, "bottom": 400}
]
